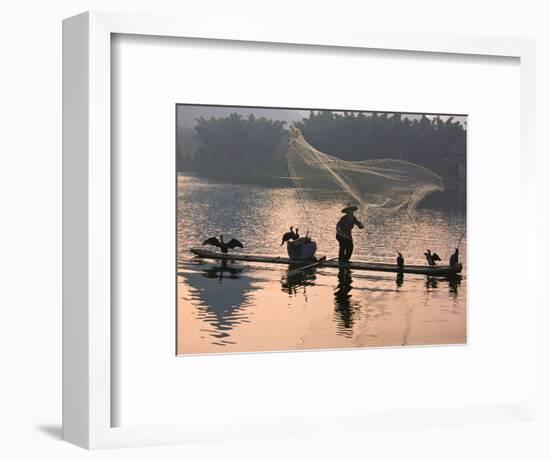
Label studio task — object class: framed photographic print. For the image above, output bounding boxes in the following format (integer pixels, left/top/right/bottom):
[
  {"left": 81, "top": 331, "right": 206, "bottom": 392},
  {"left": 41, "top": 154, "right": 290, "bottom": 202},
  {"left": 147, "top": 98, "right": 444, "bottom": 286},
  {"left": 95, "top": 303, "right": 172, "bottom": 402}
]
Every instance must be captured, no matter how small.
[
  {"left": 176, "top": 103, "right": 467, "bottom": 355},
  {"left": 63, "top": 11, "right": 538, "bottom": 449}
]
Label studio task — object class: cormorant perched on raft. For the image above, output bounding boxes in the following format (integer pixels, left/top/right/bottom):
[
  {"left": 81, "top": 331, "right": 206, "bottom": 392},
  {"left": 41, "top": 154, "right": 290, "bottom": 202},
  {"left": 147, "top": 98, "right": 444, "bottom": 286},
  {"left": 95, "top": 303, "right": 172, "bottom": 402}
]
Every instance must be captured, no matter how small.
[
  {"left": 203, "top": 235, "right": 244, "bottom": 254},
  {"left": 281, "top": 227, "right": 301, "bottom": 245},
  {"left": 396, "top": 252, "right": 404, "bottom": 268},
  {"left": 450, "top": 248, "right": 459, "bottom": 266},
  {"left": 281, "top": 227, "right": 295, "bottom": 246},
  {"left": 424, "top": 249, "right": 441, "bottom": 266}
]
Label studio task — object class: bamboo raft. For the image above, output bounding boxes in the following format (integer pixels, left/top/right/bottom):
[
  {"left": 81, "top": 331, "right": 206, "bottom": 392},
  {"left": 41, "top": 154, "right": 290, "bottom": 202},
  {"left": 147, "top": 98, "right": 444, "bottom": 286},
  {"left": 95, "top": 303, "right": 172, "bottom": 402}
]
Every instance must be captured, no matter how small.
[{"left": 190, "top": 248, "right": 462, "bottom": 276}]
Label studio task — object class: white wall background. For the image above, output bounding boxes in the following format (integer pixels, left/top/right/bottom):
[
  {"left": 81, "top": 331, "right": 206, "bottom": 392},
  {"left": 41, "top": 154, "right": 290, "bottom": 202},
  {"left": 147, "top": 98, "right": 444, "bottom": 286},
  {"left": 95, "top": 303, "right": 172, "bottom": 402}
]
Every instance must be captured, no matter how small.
[{"left": 0, "top": 1, "right": 548, "bottom": 459}]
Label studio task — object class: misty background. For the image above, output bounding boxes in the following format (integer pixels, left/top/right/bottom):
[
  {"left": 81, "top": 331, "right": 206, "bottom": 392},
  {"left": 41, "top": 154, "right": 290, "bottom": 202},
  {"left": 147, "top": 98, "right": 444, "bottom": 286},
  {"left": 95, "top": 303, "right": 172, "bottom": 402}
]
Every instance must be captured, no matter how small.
[{"left": 176, "top": 105, "right": 467, "bottom": 209}]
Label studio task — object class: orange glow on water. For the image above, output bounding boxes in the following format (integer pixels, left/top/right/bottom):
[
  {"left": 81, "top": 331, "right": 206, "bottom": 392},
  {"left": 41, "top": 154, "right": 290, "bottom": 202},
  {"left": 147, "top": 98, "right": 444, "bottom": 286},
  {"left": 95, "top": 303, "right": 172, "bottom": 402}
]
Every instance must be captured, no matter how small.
[{"left": 177, "top": 175, "right": 466, "bottom": 355}]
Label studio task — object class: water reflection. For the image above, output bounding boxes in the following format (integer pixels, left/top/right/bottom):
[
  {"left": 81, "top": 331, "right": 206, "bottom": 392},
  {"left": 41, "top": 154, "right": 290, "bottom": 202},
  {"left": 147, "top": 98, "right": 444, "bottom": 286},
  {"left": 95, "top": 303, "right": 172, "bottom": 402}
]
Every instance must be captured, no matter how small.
[
  {"left": 395, "top": 272, "right": 404, "bottom": 288},
  {"left": 425, "top": 276, "right": 439, "bottom": 290},
  {"left": 281, "top": 266, "right": 317, "bottom": 296},
  {"left": 447, "top": 274, "right": 462, "bottom": 298},
  {"left": 177, "top": 175, "right": 467, "bottom": 354},
  {"left": 424, "top": 274, "right": 463, "bottom": 298},
  {"left": 333, "top": 268, "right": 361, "bottom": 337},
  {"left": 181, "top": 261, "right": 256, "bottom": 346},
  {"left": 201, "top": 260, "right": 244, "bottom": 282}
]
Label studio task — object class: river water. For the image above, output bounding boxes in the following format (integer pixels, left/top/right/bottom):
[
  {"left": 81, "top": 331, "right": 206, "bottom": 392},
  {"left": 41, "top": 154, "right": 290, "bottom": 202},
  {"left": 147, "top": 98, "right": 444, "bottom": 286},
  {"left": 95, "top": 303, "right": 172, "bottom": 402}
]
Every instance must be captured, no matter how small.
[{"left": 177, "top": 174, "right": 467, "bottom": 355}]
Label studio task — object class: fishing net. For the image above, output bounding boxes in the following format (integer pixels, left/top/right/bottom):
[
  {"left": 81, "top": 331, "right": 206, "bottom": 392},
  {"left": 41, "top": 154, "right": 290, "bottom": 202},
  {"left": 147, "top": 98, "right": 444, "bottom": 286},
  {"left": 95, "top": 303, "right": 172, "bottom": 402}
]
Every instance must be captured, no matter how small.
[{"left": 286, "top": 127, "right": 444, "bottom": 224}]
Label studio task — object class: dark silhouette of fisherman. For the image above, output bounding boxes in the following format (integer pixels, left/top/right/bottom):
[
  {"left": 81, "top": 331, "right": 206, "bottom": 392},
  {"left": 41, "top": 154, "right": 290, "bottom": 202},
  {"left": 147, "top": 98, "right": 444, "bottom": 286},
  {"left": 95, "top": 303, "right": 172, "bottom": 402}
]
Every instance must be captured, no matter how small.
[{"left": 336, "top": 205, "right": 364, "bottom": 263}]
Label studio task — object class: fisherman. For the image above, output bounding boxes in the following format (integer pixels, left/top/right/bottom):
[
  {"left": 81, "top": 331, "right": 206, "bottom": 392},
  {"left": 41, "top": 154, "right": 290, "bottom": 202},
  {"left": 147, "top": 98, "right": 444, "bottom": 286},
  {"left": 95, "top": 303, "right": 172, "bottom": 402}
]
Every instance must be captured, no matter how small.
[{"left": 336, "top": 205, "right": 364, "bottom": 263}]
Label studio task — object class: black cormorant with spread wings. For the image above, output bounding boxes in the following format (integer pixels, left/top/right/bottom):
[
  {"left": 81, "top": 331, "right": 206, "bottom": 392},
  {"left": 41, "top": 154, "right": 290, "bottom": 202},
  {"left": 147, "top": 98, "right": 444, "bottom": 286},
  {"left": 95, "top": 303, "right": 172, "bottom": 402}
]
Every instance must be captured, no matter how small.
[
  {"left": 203, "top": 235, "right": 244, "bottom": 254},
  {"left": 424, "top": 249, "right": 441, "bottom": 266}
]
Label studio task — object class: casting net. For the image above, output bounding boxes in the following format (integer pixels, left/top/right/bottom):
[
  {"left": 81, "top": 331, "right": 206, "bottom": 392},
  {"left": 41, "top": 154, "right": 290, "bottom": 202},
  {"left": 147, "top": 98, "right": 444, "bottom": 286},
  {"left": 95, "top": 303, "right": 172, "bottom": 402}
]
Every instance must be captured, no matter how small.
[{"left": 286, "top": 127, "right": 444, "bottom": 224}]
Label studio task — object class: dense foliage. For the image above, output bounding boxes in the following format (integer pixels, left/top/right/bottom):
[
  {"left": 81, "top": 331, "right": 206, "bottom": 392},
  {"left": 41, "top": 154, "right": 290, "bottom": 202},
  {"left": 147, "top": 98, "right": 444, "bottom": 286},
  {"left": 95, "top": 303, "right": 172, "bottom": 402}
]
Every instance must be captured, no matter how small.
[
  {"left": 294, "top": 111, "right": 466, "bottom": 166},
  {"left": 177, "top": 113, "right": 289, "bottom": 185},
  {"left": 194, "top": 113, "right": 287, "bottom": 160},
  {"left": 177, "top": 110, "right": 466, "bottom": 208}
]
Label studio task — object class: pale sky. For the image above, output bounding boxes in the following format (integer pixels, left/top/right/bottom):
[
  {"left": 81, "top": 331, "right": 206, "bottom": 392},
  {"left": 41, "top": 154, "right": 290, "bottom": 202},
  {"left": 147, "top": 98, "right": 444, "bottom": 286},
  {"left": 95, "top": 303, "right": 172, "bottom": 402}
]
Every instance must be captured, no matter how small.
[{"left": 177, "top": 105, "right": 467, "bottom": 129}]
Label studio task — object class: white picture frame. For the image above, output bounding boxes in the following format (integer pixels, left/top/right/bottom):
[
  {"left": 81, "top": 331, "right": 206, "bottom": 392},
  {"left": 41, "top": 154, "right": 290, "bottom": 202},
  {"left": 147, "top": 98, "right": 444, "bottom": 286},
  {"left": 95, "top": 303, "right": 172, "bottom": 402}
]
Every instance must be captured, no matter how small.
[{"left": 62, "top": 10, "right": 537, "bottom": 449}]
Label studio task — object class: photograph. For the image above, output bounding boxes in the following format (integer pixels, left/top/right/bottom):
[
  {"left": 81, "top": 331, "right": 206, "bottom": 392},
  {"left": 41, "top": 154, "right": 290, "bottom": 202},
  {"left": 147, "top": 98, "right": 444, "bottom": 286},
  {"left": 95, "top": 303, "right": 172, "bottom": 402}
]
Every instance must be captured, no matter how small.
[{"left": 176, "top": 104, "right": 467, "bottom": 355}]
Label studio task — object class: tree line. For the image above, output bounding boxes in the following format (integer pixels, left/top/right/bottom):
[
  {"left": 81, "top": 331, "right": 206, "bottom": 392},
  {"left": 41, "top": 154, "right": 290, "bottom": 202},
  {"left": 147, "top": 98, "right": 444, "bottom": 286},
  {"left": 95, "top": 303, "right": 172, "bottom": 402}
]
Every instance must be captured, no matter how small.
[
  {"left": 177, "top": 111, "right": 466, "bottom": 207},
  {"left": 294, "top": 111, "right": 465, "bottom": 165}
]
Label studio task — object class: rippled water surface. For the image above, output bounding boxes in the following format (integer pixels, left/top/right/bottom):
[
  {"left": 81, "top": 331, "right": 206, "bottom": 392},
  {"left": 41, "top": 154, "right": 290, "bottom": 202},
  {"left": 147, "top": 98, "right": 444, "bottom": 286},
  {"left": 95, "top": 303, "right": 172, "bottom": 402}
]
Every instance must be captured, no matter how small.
[{"left": 177, "top": 174, "right": 467, "bottom": 354}]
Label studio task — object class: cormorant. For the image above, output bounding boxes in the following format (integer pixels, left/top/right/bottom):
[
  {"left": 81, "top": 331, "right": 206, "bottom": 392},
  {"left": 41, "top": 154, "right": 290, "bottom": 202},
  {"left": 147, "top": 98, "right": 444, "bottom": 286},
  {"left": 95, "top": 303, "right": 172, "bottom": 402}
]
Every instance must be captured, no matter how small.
[
  {"left": 396, "top": 251, "right": 404, "bottom": 268},
  {"left": 424, "top": 249, "right": 441, "bottom": 266},
  {"left": 424, "top": 249, "right": 431, "bottom": 265},
  {"left": 203, "top": 235, "right": 244, "bottom": 254},
  {"left": 281, "top": 226, "right": 295, "bottom": 245},
  {"left": 293, "top": 228, "right": 300, "bottom": 240},
  {"left": 450, "top": 248, "right": 459, "bottom": 266}
]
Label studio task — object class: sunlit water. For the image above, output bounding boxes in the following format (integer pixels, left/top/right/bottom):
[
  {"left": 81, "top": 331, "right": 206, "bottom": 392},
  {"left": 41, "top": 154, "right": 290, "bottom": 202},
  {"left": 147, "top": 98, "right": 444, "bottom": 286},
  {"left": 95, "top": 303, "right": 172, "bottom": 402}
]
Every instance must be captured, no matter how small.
[{"left": 177, "top": 174, "right": 467, "bottom": 354}]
